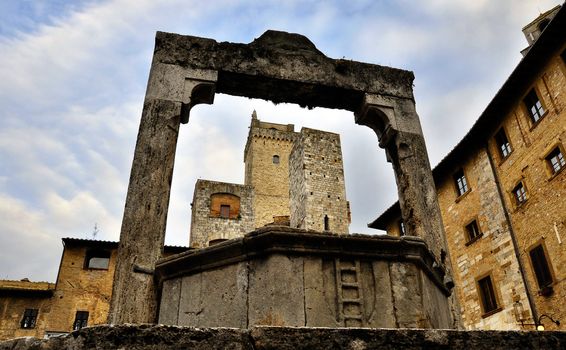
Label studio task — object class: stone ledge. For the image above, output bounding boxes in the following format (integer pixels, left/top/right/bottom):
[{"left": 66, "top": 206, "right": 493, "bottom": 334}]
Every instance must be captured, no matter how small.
[
  {"left": 155, "top": 228, "right": 449, "bottom": 294},
  {"left": 1, "top": 325, "right": 565, "bottom": 350}
]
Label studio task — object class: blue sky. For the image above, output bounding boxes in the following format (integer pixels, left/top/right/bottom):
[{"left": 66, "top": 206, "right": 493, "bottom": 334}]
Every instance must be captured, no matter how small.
[{"left": 0, "top": 0, "right": 562, "bottom": 282}]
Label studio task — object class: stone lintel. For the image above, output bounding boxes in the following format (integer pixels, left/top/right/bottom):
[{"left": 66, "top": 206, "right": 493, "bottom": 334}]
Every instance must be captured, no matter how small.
[
  {"left": 153, "top": 30, "right": 415, "bottom": 110},
  {"left": 155, "top": 228, "right": 449, "bottom": 295}
]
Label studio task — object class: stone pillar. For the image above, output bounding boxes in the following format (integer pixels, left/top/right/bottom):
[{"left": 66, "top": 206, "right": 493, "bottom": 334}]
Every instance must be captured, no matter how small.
[
  {"left": 355, "top": 94, "right": 448, "bottom": 267},
  {"left": 107, "top": 62, "right": 217, "bottom": 324}
]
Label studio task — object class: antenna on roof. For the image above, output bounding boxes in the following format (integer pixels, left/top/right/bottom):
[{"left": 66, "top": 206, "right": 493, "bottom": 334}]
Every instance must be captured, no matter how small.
[{"left": 91, "top": 223, "right": 99, "bottom": 240}]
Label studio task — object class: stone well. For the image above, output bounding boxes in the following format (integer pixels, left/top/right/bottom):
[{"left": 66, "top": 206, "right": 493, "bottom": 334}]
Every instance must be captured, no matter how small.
[{"left": 155, "top": 227, "right": 453, "bottom": 329}]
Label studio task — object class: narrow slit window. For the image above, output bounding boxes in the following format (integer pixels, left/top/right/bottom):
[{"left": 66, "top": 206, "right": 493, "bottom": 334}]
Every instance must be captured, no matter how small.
[
  {"left": 513, "top": 182, "right": 527, "bottom": 204},
  {"left": 465, "top": 220, "right": 481, "bottom": 242},
  {"left": 73, "top": 311, "right": 89, "bottom": 330},
  {"left": 453, "top": 169, "right": 469, "bottom": 196},
  {"left": 523, "top": 89, "right": 545, "bottom": 123},
  {"left": 494, "top": 128, "right": 512, "bottom": 158},
  {"left": 398, "top": 220, "right": 406, "bottom": 236},
  {"left": 478, "top": 276, "right": 498, "bottom": 314},
  {"left": 20, "top": 309, "right": 38, "bottom": 329},
  {"left": 220, "top": 205, "right": 230, "bottom": 219},
  {"left": 324, "top": 215, "right": 329, "bottom": 231},
  {"left": 529, "top": 244, "right": 553, "bottom": 290},
  {"left": 546, "top": 147, "right": 565, "bottom": 174}
]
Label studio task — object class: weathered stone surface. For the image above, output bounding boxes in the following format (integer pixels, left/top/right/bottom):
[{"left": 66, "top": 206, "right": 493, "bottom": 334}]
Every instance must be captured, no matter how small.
[
  {"left": 2, "top": 325, "right": 565, "bottom": 350},
  {"left": 248, "top": 254, "right": 305, "bottom": 326},
  {"left": 157, "top": 230, "right": 451, "bottom": 329}
]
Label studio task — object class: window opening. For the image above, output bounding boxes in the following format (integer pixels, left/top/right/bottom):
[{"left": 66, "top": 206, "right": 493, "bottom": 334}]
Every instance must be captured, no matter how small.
[
  {"left": 73, "top": 311, "right": 89, "bottom": 330},
  {"left": 220, "top": 205, "right": 230, "bottom": 219},
  {"left": 478, "top": 276, "right": 498, "bottom": 314},
  {"left": 546, "top": 147, "right": 565, "bottom": 174},
  {"left": 529, "top": 244, "right": 554, "bottom": 291},
  {"left": 523, "top": 89, "right": 545, "bottom": 123},
  {"left": 494, "top": 128, "right": 512, "bottom": 158},
  {"left": 84, "top": 250, "right": 110, "bottom": 270},
  {"left": 453, "top": 169, "right": 469, "bottom": 196},
  {"left": 398, "top": 220, "right": 406, "bottom": 236},
  {"left": 272, "top": 155, "right": 280, "bottom": 164},
  {"left": 21, "top": 309, "right": 38, "bottom": 329},
  {"left": 465, "top": 220, "right": 481, "bottom": 242},
  {"left": 513, "top": 182, "right": 527, "bottom": 204},
  {"left": 324, "top": 215, "right": 329, "bottom": 231}
]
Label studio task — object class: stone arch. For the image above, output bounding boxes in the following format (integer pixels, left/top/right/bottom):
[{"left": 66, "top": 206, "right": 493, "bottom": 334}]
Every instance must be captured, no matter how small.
[{"left": 108, "top": 30, "right": 451, "bottom": 324}]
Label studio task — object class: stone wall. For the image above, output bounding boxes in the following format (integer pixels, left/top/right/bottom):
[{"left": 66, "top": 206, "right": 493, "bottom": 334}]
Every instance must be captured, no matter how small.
[
  {"left": 435, "top": 149, "right": 532, "bottom": 329},
  {"left": 2, "top": 324, "right": 565, "bottom": 350},
  {"left": 243, "top": 117, "right": 296, "bottom": 228},
  {"left": 289, "top": 128, "right": 349, "bottom": 234},
  {"left": 190, "top": 180, "right": 254, "bottom": 248},
  {"left": 486, "top": 48, "right": 566, "bottom": 330},
  {"left": 0, "top": 281, "right": 53, "bottom": 340}
]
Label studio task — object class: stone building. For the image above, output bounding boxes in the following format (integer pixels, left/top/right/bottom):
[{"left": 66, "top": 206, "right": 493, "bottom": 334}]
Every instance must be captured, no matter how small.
[
  {"left": 188, "top": 112, "right": 351, "bottom": 248},
  {"left": 371, "top": 5, "right": 565, "bottom": 331},
  {"left": 0, "top": 239, "right": 186, "bottom": 341}
]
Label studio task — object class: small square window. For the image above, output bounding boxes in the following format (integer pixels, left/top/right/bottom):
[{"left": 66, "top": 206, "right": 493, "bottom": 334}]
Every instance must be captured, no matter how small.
[
  {"left": 523, "top": 89, "right": 545, "bottom": 123},
  {"left": 546, "top": 147, "right": 565, "bottom": 174},
  {"left": 453, "top": 169, "right": 469, "bottom": 197},
  {"left": 272, "top": 155, "right": 280, "bottom": 164},
  {"left": 73, "top": 311, "right": 89, "bottom": 331},
  {"left": 529, "top": 244, "right": 554, "bottom": 292},
  {"left": 220, "top": 205, "right": 230, "bottom": 218},
  {"left": 85, "top": 250, "right": 110, "bottom": 270},
  {"left": 465, "top": 220, "right": 481, "bottom": 242},
  {"left": 21, "top": 308, "right": 38, "bottom": 329},
  {"left": 477, "top": 275, "right": 498, "bottom": 314},
  {"left": 513, "top": 182, "right": 527, "bottom": 205},
  {"left": 494, "top": 128, "right": 512, "bottom": 159}
]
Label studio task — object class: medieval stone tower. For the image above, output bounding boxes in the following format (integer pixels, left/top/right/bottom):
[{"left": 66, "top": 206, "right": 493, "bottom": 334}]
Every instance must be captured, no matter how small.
[
  {"left": 243, "top": 111, "right": 297, "bottom": 228},
  {"left": 189, "top": 111, "right": 350, "bottom": 247},
  {"left": 289, "top": 128, "right": 349, "bottom": 234}
]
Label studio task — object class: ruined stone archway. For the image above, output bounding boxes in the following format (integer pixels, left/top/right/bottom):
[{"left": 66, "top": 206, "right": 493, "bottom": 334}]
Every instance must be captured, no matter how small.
[{"left": 108, "top": 30, "right": 450, "bottom": 324}]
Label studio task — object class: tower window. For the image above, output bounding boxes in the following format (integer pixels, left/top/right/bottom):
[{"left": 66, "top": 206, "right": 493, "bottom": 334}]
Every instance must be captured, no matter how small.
[
  {"left": 494, "top": 128, "right": 512, "bottom": 159},
  {"left": 73, "top": 311, "right": 89, "bottom": 330},
  {"left": 546, "top": 147, "right": 565, "bottom": 174},
  {"left": 523, "top": 89, "right": 545, "bottom": 123},
  {"left": 513, "top": 182, "right": 527, "bottom": 205},
  {"left": 21, "top": 309, "right": 38, "bottom": 329},
  {"left": 529, "top": 244, "right": 554, "bottom": 293},
  {"left": 272, "top": 155, "right": 280, "bottom": 164},
  {"left": 477, "top": 275, "right": 499, "bottom": 315},
  {"left": 220, "top": 205, "right": 230, "bottom": 218},
  {"left": 453, "top": 169, "right": 469, "bottom": 197},
  {"left": 324, "top": 215, "right": 329, "bottom": 231}
]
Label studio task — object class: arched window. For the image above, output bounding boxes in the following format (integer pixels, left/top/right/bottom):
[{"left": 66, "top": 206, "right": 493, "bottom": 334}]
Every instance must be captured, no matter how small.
[
  {"left": 273, "top": 155, "right": 280, "bottom": 164},
  {"left": 538, "top": 18, "right": 550, "bottom": 32}
]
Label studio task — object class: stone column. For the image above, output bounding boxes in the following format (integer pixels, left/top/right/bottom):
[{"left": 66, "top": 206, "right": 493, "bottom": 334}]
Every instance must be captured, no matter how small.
[
  {"left": 355, "top": 94, "right": 448, "bottom": 266},
  {"left": 107, "top": 62, "right": 217, "bottom": 324}
]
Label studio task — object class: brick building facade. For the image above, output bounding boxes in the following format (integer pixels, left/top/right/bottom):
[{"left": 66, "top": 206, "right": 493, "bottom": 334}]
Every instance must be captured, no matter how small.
[{"left": 371, "top": 5, "right": 565, "bottom": 330}]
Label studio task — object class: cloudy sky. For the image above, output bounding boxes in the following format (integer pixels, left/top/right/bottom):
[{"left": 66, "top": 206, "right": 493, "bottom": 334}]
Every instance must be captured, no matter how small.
[{"left": 0, "top": 0, "right": 561, "bottom": 282}]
